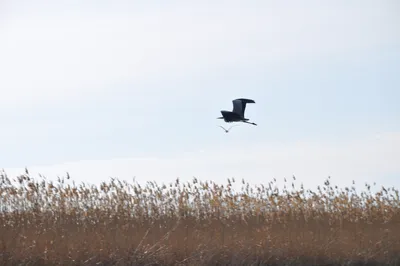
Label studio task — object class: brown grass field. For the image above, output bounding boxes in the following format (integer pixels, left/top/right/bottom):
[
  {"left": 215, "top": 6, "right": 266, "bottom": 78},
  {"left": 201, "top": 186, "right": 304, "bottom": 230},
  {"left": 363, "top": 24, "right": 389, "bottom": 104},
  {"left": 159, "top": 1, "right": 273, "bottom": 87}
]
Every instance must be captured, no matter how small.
[{"left": 0, "top": 169, "right": 399, "bottom": 265}]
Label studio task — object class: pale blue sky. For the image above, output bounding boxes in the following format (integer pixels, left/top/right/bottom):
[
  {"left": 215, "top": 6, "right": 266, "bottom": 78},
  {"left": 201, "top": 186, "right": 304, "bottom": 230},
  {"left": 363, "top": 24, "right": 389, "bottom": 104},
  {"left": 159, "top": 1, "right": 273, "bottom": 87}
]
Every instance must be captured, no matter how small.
[{"left": 1, "top": 0, "right": 399, "bottom": 191}]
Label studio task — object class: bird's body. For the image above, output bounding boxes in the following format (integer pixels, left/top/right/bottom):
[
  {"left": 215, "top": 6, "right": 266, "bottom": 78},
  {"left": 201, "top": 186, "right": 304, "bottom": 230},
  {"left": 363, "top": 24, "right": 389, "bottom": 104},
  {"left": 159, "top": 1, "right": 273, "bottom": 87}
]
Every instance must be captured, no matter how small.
[{"left": 217, "top": 98, "right": 257, "bottom": 126}]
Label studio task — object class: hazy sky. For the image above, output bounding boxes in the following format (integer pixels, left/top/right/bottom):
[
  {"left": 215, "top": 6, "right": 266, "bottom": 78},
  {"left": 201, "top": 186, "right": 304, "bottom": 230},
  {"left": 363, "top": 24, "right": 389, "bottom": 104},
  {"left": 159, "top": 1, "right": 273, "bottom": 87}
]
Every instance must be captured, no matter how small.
[{"left": 1, "top": 0, "right": 399, "bottom": 191}]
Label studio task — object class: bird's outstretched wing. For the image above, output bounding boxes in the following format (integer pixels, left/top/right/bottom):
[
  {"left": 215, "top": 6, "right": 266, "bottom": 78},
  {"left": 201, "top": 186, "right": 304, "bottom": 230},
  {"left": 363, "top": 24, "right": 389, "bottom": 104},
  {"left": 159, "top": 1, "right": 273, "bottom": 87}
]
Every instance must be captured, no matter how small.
[
  {"left": 228, "top": 125, "right": 240, "bottom": 131},
  {"left": 232, "top": 98, "right": 255, "bottom": 117},
  {"left": 219, "top": 125, "right": 240, "bottom": 133},
  {"left": 232, "top": 99, "right": 243, "bottom": 116}
]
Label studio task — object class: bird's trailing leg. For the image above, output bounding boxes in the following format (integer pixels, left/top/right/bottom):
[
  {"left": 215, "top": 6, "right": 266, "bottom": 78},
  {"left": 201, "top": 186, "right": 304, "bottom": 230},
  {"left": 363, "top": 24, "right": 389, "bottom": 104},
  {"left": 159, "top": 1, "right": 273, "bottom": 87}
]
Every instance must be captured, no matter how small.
[{"left": 242, "top": 121, "right": 257, "bottom": 126}]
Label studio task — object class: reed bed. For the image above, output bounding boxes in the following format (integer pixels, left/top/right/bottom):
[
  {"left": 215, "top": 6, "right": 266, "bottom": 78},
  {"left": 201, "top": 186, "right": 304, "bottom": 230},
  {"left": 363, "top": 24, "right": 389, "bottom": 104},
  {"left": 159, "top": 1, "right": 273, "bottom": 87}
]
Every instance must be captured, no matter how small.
[{"left": 0, "top": 169, "right": 399, "bottom": 265}]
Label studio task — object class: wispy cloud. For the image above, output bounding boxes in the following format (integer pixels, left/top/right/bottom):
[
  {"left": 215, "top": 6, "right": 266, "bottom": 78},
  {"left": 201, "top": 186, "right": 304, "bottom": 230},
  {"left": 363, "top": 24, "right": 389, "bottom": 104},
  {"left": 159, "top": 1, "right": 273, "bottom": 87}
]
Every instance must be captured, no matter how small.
[
  {"left": 1, "top": 1, "right": 399, "bottom": 188},
  {"left": 4, "top": 131, "right": 400, "bottom": 190}
]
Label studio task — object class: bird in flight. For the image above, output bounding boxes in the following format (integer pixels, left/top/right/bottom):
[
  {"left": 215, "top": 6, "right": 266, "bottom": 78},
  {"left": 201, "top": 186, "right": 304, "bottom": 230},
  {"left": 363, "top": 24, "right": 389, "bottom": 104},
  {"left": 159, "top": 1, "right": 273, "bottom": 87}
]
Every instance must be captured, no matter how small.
[
  {"left": 218, "top": 125, "right": 239, "bottom": 133},
  {"left": 217, "top": 98, "right": 257, "bottom": 126}
]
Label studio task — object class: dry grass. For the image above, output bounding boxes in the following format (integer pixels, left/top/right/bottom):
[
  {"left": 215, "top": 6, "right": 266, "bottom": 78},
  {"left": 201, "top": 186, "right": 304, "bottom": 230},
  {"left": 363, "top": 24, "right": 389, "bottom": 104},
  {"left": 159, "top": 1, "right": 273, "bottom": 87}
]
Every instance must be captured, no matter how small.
[{"left": 0, "top": 169, "right": 399, "bottom": 265}]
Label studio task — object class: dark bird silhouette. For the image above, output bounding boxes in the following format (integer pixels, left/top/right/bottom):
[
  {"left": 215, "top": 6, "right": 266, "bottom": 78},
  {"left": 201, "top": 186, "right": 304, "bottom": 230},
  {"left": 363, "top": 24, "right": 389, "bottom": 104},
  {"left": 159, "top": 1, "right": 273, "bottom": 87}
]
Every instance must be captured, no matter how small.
[
  {"left": 218, "top": 125, "right": 239, "bottom": 133},
  {"left": 217, "top": 98, "right": 257, "bottom": 126}
]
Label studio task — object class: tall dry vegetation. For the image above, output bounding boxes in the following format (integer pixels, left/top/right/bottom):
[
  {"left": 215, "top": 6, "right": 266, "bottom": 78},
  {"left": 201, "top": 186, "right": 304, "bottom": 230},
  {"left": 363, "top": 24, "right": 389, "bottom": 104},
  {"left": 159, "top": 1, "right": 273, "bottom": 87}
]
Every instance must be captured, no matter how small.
[{"left": 0, "top": 169, "right": 399, "bottom": 265}]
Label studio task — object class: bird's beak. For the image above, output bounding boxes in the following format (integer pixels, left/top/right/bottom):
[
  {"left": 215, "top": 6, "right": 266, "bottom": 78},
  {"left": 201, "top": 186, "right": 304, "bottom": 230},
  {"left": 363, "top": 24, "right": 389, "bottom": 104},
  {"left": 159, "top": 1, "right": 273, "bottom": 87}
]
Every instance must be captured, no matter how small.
[{"left": 217, "top": 117, "right": 223, "bottom": 119}]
